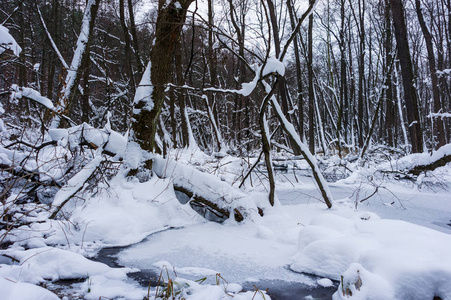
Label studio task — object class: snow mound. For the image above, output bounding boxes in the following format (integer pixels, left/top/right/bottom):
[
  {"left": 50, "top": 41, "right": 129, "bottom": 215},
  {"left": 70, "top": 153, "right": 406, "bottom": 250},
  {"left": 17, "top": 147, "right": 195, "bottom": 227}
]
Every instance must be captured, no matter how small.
[
  {"left": 0, "top": 277, "right": 59, "bottom": 300},
  {"left": 68, "top": 172, "right": 200, "bottom": 246},
  {"left": 291, "top": 213, "right": 451, "bottom": 299},
  {"left": 0, "top": 247, "right": 133, "bottom": 284}
]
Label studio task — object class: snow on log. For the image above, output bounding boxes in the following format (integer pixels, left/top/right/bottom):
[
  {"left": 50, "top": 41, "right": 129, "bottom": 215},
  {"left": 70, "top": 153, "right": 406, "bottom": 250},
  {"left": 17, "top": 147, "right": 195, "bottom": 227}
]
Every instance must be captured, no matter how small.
[
  {"left": 407, "top": 144, "right": 451, "bottom": 175},
  {"left": 153, "top": 157, "right": 266, "bottom": 222},
  {"left": 377, "top": 144, "right": 451, "bottom": 175},
  {"left": 49, "top": 155, "right": 104, "bottom": 219},
  {"left": 10, "top": 85, "right": 77, "bottom": 126},
  {"left": 133, "top": 62, "right": 153, "bottom": 114},
  {"left": 48, "top": 123, "right": 127, "bottom": 158}
]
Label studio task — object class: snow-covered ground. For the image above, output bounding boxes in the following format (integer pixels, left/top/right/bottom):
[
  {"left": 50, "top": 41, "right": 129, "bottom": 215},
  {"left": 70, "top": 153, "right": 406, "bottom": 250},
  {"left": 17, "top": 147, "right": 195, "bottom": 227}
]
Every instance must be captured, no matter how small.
[
  {"left": 1, "top": 148, "right": 451, "bottom": 300},
  {"left": 116, "top": 168, "right": 451, "bottom": 300}
]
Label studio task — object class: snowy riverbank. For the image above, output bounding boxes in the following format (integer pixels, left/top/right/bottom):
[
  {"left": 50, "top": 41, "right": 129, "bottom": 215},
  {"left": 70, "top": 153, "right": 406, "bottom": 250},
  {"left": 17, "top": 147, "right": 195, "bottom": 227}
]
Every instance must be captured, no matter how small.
[{"left": 1, "top": 150, "right": 451, "bottom": 299}]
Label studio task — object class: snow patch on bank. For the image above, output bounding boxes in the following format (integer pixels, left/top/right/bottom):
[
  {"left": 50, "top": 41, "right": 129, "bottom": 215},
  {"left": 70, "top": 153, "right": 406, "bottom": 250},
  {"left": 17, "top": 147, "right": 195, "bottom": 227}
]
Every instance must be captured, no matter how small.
[
  {"left": 68, "top": 171, "right": 201, "bottom": 246},
  {"left": 291, "top": 212, "right": 451, "bottom": 300}
]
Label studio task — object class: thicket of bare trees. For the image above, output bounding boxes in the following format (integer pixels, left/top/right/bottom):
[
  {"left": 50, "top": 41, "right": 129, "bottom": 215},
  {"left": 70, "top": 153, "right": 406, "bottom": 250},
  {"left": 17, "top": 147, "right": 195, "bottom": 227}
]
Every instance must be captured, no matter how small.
[
  {"left": 3, "top": 0, "right": 450, "bottom": 159},
  {"left": 2, "top": 0, "right": 450, "bottom": 157}
]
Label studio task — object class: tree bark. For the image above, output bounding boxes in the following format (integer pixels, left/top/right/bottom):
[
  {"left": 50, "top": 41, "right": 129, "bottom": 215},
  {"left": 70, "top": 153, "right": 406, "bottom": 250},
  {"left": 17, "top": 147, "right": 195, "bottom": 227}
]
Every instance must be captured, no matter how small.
[
  {"left": 415, "top": 0, "right": 446, "bottom": 149},
  {"left": 384, "top": 0, "right": 395, "bottom": 147},
  {"left": 339, "top": 0, "right": 347, "bottom": 154},
  {"left": 356, "top": 0, "right": 366, "bottom": 148},
  {"left": 207, "top": 0, "right": 222, "bottom": 152},
  {"left": 119, "top": 0, "right": 136, "bottom": 93},
  {"left": 51, "top": 0, "right": 101, "bottom": 128},
  {"left": 287, "top": 0, "right": 305, "bottom": 141},
  {"left": 390, "top": 0, "right": 424, "bottom": 153},
  {"left": 175, "top": 37, "right": 190, "bottom": 148},
  {"left": 127, "top": 0, "right": 143, "bottom": 78},
  {"left": 308, "top": 0, "right": 315, "bottom": 154},
  {"left": 131, "top": 0, "right": 194, "bottom": 158}
]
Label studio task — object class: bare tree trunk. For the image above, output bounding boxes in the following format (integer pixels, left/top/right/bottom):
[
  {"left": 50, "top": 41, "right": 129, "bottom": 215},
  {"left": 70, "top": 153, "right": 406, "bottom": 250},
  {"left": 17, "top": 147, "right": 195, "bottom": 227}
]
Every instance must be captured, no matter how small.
[
  {"left": 260, "top": 109, "right": 276, "bottom": 206},
  {"left": 415, "top": 0, "right": 446, "bottom": 149},
  {"left": 45, "top": 0, "right": 58, "bottom": 102},
  {"left": 169, "top": 86, "right": 178, "bottom": 148},
  {"left": 227, "top": 0, "right": 247, "bottom": 150},
  {"left": 207, "top": 0, "right": 223, "bottom": 152},
  {"left": 287, "top": 0, "right": 305, "bottom": 141},
  {"left": 356, "top": 0, "right": 366, "bottom": 148},
  {"left": 266, "top": 0, "right": 289, "bottom": 118},
  {"left": 51, "top": 0, "right": 101, "bottom": 128},
  {"left": 81, "top": 46, "right": 91, "bottom": 123},
  {"left": 394, "top": 62, "right": 409, "bottom": 147},
  {"left": 308, "top": 0, "right": 315, "bottom": 154},
  {"left": 131, "top": 0, "right": 194, "bottom": 162},
  {"left": 384, "top": 0, "right": 395, "bottom": 147},
  {"left": 119, "top": 0, "right": 136, "bottom": 93},
  {"left": 361, "top": 57, "right": 394, "bottom": 158},
  {"left": 347, "top": 20, "right": 356, "bottom": 149},
  {"left": 127, "top": 0, "right": 143, "bottom": 78},
  {"left": 271, "top": 95, "right": 333, "bottom": 208},
  {"left": 338, "top": 0, "right": 347, "bottom": 155},
  {"left": 266, "top": 0, "right": 301, "bottom": 155},
  {"left": 175, "top": 38, "right": 190, "bottom": 148},
  {"left": 391, "top": 0, "right": 424, "bottom": 153}
]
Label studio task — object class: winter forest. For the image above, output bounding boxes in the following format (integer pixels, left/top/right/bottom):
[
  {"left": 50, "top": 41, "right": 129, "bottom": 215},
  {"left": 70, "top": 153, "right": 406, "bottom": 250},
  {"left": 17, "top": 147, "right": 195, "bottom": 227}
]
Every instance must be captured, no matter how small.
[{"left": 1, "top": 0, "right": 451, "bottom": 299}]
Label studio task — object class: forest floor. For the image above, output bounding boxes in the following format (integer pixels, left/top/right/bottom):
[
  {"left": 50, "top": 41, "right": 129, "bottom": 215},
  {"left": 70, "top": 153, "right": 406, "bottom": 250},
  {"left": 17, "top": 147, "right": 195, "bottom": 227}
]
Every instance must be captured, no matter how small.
[{"left": 1, "top": 147, "right": 451, "bottom": 300}]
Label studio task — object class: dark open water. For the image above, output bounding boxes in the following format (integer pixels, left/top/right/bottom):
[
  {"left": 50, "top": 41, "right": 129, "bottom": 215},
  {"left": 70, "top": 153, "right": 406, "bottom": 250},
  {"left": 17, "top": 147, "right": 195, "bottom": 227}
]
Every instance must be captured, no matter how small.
[{"left": 93, "top": 246, "right": 337, "bottom": 300}]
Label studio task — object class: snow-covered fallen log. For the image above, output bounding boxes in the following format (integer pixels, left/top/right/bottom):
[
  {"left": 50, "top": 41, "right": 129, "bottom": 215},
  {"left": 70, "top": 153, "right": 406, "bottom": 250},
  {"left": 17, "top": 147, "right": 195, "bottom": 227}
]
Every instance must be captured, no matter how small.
[
  {"left": 153, "top": 157, "right": 268, "bottom": 222},
  {"left": 47, "top": 122, "right": 127, "bottom": 158},
  {"left": 10, "top": 85, "right": 76, "bottom": 127},
  {"left": 377, "top": 143, "right": 451, "bottom": 176},
  {"left": 407, "top": 144, "right": 451, "bottom": 175},
  {"left": 49, "top": 155, "right": 104, "bottom": 219}
]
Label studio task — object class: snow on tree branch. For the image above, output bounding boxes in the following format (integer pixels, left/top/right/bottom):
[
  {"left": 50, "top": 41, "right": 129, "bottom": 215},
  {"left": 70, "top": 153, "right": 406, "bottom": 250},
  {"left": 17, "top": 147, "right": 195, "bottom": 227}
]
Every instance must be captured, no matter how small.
[{"left": 0, "top": 24, "right": 21, "bottom": 55}]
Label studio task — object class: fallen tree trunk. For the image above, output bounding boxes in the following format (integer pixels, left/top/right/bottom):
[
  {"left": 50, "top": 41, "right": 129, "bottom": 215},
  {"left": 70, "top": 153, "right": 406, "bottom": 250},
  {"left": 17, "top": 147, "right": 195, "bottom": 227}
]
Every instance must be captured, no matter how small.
[
  {"left": 408, "top": 154, "right": 451, "bottom": 176},
  {"left": 49, "top": 156, "right": 104, "bottom": 219},
  {"left": 173, "top": 185, "right": 244, "bottom": 222},
  {"left": 153, "top": 157, "right": 265, "bottom": 222}
]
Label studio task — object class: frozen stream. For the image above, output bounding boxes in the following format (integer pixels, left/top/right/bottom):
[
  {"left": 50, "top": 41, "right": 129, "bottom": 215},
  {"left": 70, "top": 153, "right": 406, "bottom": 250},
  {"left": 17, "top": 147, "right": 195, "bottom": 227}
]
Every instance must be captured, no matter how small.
[
  {"left": 94, "top": 171, "right": 451, "bottom": 300},
  {"left": 95, "top": 232, "right": 337, "bottom": 300}
]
